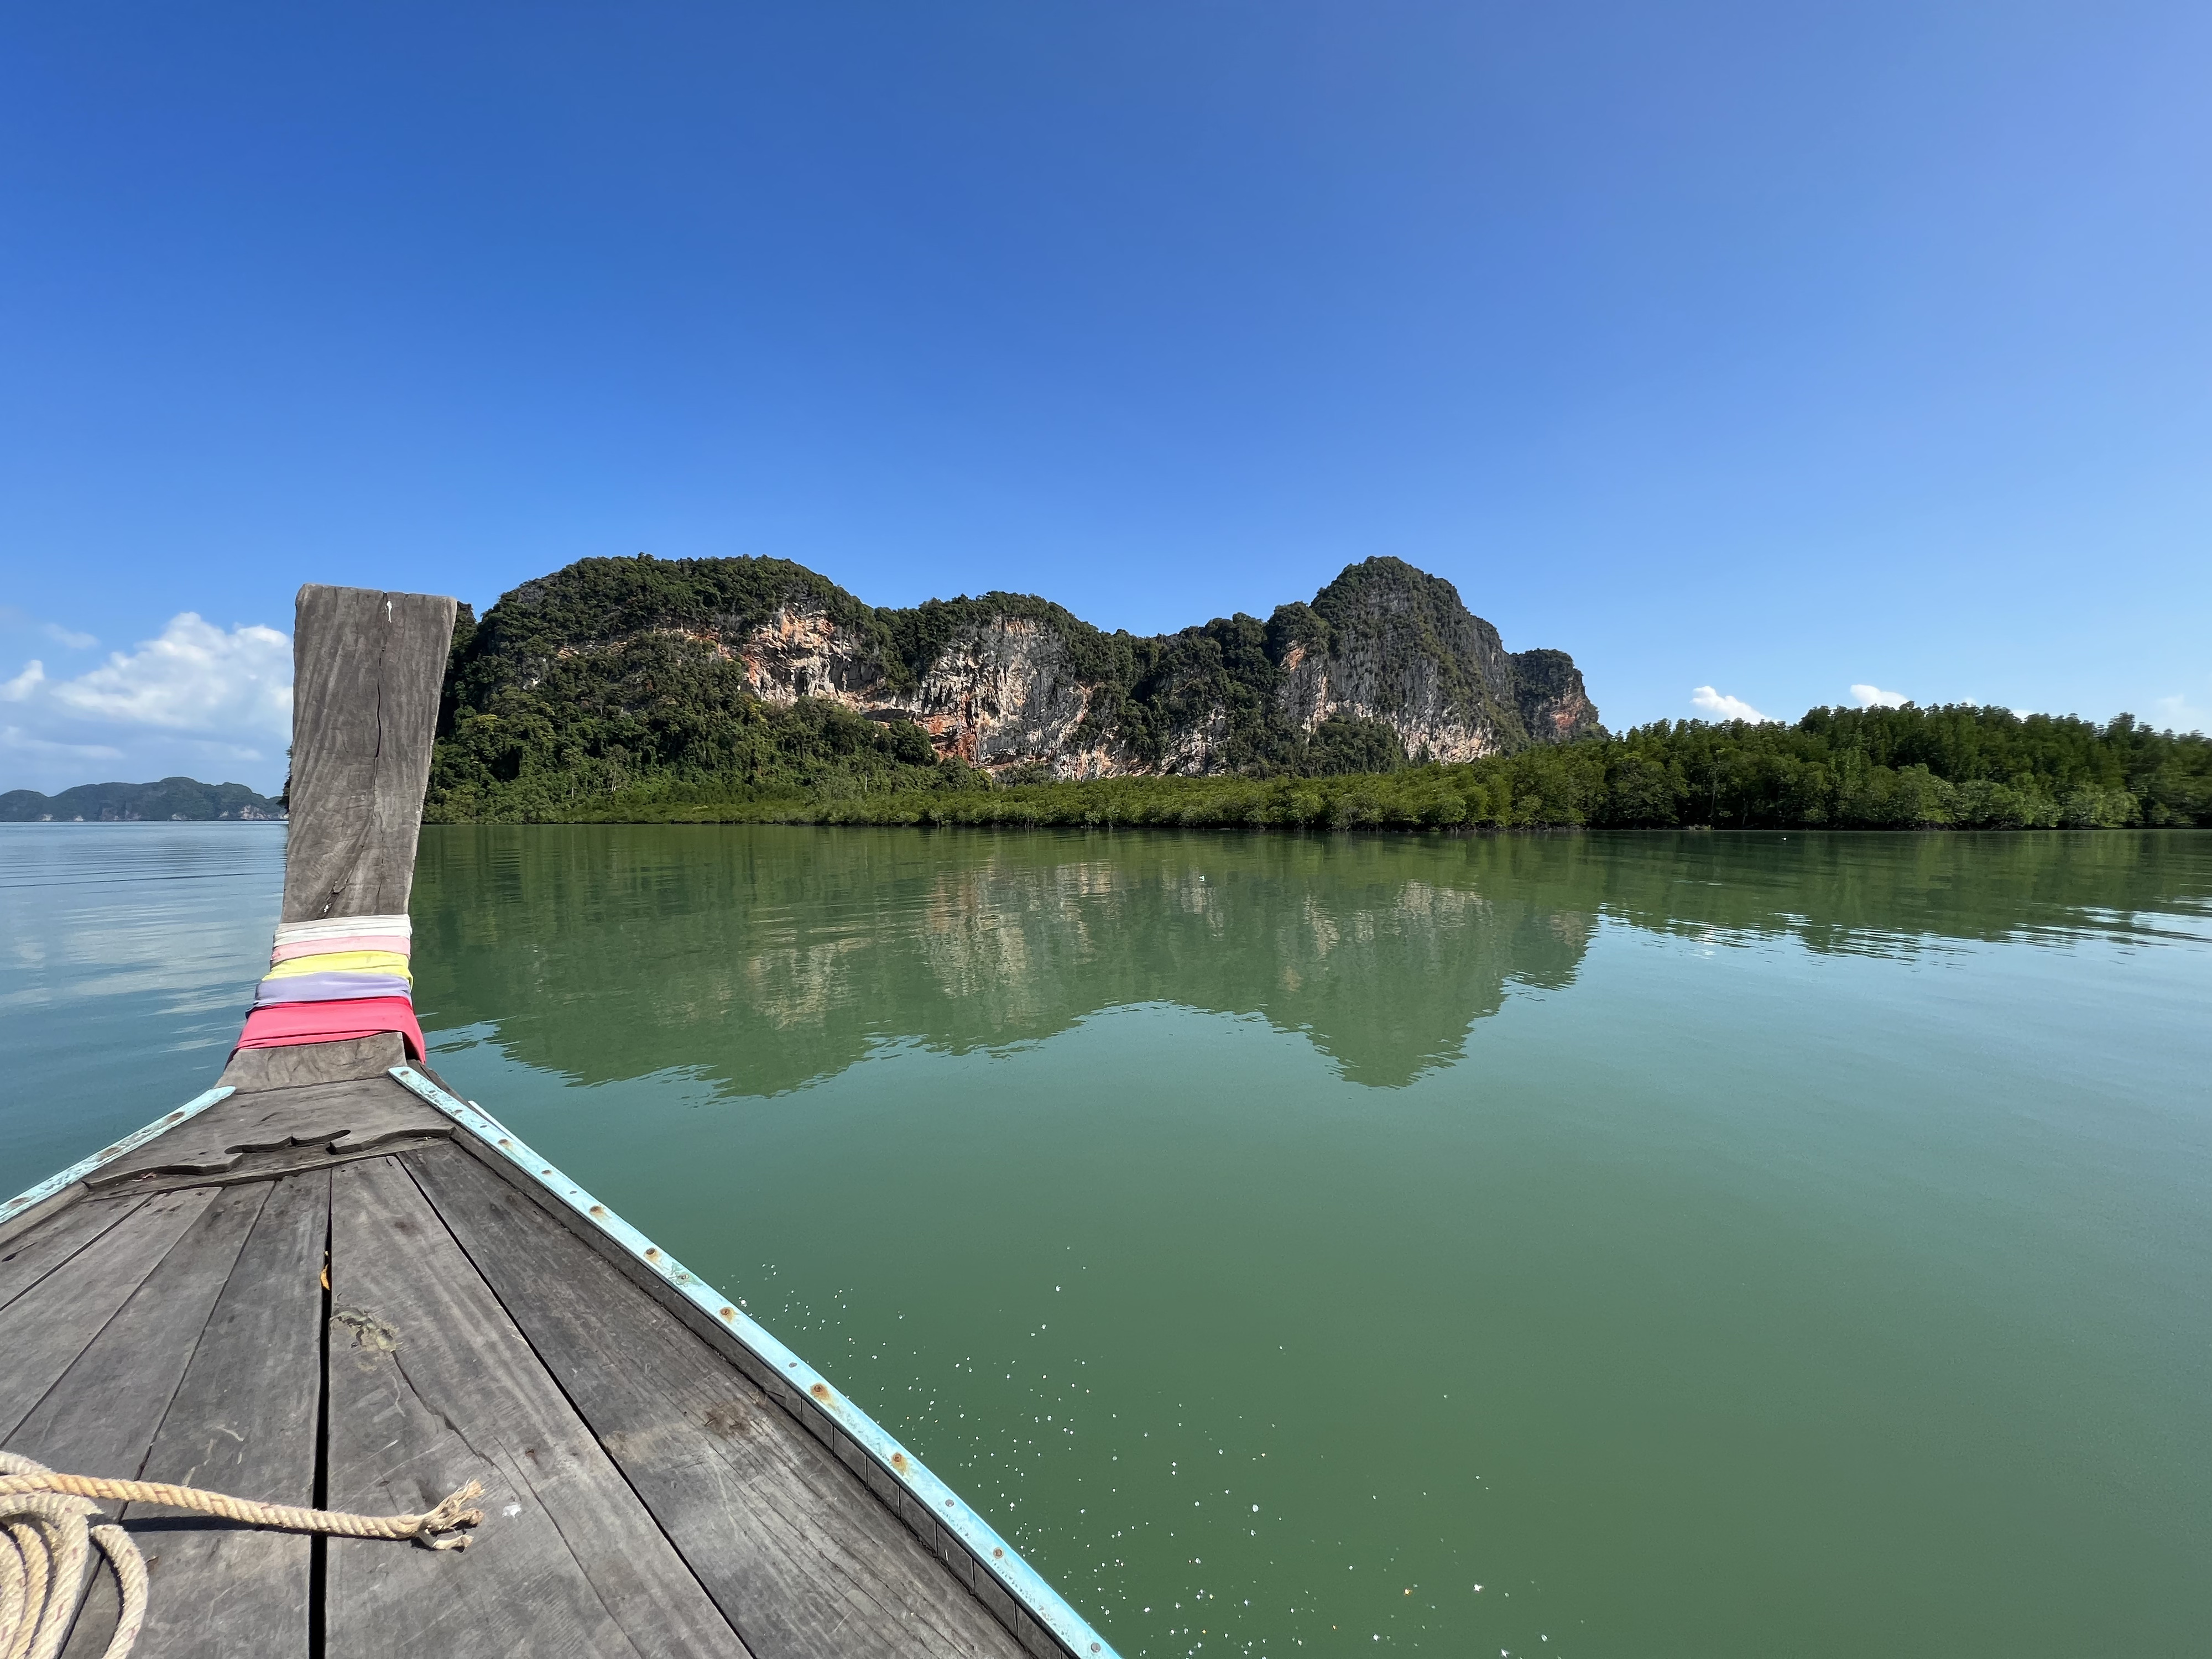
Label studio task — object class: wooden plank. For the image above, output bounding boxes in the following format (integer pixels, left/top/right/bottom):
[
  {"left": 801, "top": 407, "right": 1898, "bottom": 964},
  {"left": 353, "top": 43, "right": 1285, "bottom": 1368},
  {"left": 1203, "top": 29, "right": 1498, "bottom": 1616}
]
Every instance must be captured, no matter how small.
[
  {"left": 430, "top": 1135, "right": 1068, "bottom": 1657},
  {"left": 8, "top": 1182, "right": 267, "bottom": 1474},
  {"left": 322, "top": 1156, "right": 749, "bottom": 1659},
  {"left": 0, "top": 1182, "right": 90, "bottom": 1253},
  {"left": 408, "top": 1143, "right": 1026, "bottom": 1659},
  {"left": 96, "top": 1134, "right": 453, "bottom": 1199},
  {"left": 6, "top": 1184, "right": 269, "bottom": 1659},
  {"left": 218, "top": 1034, "right": 411, "bottom": 1092},
  {"left": 0, "top": 1188, "right": 218, "bottom": 1443},
  {"left": 89, "top": 1077, "right": 451, "bottom": 1191},
  {"left": 0, "top": 1193, "right": 143, "bottom": 1311},
  {"left": 430, "top": 1131, "right": 1071, "bottom": 1657},
  {"left": 220, "top": 586, "right": 453, "bottom": 1092},
  {"left": 281, "top": 586, "right": 455, "bottom": 925},
  {"left": 112, "top": 1171, "right": 330, "bottom": 1659}
]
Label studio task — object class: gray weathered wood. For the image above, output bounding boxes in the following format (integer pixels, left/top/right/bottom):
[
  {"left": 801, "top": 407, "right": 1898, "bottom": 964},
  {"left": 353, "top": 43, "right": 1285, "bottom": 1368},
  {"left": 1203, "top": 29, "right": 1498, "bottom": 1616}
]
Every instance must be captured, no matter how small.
[
  {"left": 8, "top": 1183, "right": 267, "bottom": 1475},
  {"left": 281, "top": 586, "right": 455, "bottom": 925},
  {"left": 0, "top": 1182, "right": 91, "bottom": 1253},
  {"left": 408, "top": 1144, "right": 1026, "bottom": 1659},
  {"left": 218, "top": 1033, "right": 410, "bottom": 1091},
  {"left": 89, "top": 1078, "right": 451, "bottom": 1191},
  {"left": 6, "top": 1184, "right": 269, "bottom": 1659},
  {"left": 0, "top": 1188, "right": 218, "bottom": 1443},
  {"left": 111, "top": 1172, "right": 330, "bottom": 1659},
  {"left": 0, "top": 1193, "right": 143, "bottom": 1312},
  {"left": 90, "top": 1135, "right": 453, "bottom": 1199},
  {"left": 322, "top": 1156, "right": 749, "bottom": 1659},
  {"left": 436, "top": 1129, "right": 1068, "bottom": 1656}
]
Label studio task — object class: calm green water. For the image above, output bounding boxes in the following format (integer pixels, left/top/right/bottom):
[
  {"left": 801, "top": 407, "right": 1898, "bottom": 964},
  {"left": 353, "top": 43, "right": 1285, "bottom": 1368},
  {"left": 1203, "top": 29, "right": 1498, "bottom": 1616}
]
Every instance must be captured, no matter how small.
[
  {"left": 1, "top": 823, "right": 287, "bottom": 1183},
  {"left": 6, "top": 826, "right": 2209, "bottom": 1656}
]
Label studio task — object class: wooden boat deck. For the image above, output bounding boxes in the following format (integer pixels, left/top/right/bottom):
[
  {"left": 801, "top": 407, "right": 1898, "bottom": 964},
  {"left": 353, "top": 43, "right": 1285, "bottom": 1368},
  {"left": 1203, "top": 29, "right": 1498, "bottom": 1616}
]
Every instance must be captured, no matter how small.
[
  {"left": 4, "top": 585, "right": 1109, "bottom": 1658},
  {"left": 2, "top": 1043, "right": 1056, "bottom": 1659}
]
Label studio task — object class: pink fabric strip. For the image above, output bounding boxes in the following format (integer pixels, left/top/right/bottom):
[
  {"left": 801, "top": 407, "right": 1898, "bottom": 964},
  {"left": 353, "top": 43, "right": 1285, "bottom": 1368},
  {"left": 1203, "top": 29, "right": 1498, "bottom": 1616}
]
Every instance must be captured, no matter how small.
[
  {"left": 235, "top": 995, "right": 426, "bottom": 1062},
  {"left": 269, "top": 933, "right": 411, "bottom": 964}
]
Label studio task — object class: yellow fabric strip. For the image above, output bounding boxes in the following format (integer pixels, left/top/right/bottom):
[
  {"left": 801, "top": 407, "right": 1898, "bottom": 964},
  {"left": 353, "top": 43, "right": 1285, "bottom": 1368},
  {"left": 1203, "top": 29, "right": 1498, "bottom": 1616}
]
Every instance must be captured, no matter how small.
[{"left": 262, "top": 950, "right": 413, "bottom": 984}]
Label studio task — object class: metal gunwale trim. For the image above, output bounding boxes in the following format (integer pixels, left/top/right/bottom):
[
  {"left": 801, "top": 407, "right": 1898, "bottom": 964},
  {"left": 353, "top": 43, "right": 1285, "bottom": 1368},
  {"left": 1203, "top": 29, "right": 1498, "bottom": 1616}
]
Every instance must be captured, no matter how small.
[
  {"left": 2, "top": 1086, "right": 237, "bottom": 1219},
  {"left": 387, "top": 1065, "right": 1118, "bottom": 1659}
]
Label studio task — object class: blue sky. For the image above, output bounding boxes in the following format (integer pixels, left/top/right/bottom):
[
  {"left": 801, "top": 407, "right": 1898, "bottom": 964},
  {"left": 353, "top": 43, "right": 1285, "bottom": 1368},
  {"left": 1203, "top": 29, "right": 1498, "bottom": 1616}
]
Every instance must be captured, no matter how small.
[{"left": 2, "top": 1, "right": 2206, "bottom": 792}]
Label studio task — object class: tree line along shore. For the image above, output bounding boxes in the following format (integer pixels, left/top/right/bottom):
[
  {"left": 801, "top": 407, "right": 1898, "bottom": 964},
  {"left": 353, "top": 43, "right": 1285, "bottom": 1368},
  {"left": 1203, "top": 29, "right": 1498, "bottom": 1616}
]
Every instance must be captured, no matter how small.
[{"left": 425, "top": 701, "right": 2211, "bottom": 832}]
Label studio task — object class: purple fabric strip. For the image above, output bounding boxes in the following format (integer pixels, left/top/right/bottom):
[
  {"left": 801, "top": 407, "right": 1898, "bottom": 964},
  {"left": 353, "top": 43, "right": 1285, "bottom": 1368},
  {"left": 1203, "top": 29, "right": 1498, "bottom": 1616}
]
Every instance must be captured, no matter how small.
[{"left": 253, "top": 972, "right": 416, "bottom": 1006}]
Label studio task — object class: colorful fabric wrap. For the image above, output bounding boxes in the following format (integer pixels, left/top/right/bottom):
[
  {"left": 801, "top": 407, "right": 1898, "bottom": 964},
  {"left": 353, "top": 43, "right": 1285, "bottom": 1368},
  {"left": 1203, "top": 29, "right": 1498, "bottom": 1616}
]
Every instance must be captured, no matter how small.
[
  {"left": 234, "top": 914, "right": 425, "bottom": 1060},
  {"left": 269, "top": 933, "right": 409, "bottom": 964}
]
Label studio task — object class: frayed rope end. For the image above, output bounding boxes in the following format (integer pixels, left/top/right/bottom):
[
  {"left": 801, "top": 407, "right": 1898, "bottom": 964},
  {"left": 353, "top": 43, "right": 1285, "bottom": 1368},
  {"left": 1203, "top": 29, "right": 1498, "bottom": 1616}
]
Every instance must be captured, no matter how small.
[{"left": 410, "top": 1480, "right": 486, "bottom": 1548}]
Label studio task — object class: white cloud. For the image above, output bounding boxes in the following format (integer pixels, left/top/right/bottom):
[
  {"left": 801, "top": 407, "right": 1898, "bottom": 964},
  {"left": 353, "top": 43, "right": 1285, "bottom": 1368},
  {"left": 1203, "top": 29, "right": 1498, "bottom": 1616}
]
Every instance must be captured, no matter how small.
[
  {"left": 0, "top": 612, "right": 293, "bottom": 795},
  {"left": 49, "top": 614, "right": 291, "bottom": 736},
  {"left": 179, "top": 737, "right": 271, "bottom": 763},
  {"left": 1691, "top": 686, "right": 1769, "bottom": 723},
  {"left": 1850, "top": 683, "right": 1909, "bottom": 708},
  {"left": 1, "top": 724, "right": 124, "bottom": 760},
  {"left": 43, "top": 623, "right": 97, "bottom": 650}
]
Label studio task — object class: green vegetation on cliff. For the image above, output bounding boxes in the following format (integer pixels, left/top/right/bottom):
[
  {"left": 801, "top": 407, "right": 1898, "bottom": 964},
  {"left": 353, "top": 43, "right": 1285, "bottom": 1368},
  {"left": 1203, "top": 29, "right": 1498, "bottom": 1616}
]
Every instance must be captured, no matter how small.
[
  {"left": 436, "top": 702, "right": 2210, "bottom": 830},
  {"left": 427, "top": 552, "right": 1595, "bottom": 818},
  {"left": 423, "top": 554, "right": 2201, "bottom": 832},
  {"left": 435, "top": 595, "right": 954, "bottom": 819}
]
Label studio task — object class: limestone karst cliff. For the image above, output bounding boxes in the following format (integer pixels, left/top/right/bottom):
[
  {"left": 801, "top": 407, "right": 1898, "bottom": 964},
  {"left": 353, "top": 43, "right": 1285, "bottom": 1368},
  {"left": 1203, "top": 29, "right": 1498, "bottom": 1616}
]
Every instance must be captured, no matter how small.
[{"left": 432, "top": 553, "right": 1599, "bottom": 804}]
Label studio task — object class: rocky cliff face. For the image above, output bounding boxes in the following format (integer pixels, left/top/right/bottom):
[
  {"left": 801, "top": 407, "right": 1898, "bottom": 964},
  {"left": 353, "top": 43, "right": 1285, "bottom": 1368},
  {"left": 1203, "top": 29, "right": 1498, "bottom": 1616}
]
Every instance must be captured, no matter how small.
[
  {"left": 1277, "top": 559, "right": 1530, "bottom": 763},
  {"left": 444, "top": 553, "right": 1599, "bottom": 784},
  {"left": 732, "top": 603, "right": 1118, "bottom": 772},
  {"left": 1507, "top": 648, "right": 1601, "bottom": 743}
]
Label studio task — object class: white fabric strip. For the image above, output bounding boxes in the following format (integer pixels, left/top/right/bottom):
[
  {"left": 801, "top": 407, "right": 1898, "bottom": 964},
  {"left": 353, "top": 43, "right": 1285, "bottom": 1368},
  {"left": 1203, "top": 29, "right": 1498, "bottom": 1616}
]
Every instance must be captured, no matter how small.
[{"left": 272, "top": 915, "right": 413, "bottom": 948}]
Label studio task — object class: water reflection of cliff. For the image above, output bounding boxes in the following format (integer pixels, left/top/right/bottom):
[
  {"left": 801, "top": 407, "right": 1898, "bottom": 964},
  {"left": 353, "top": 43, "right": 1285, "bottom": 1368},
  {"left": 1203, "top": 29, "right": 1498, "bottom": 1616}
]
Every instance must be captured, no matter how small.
[
  {"left": 410, "top": 828, "right": 2207, "bottom": 1095},
  {"left": 411, "top": 830, "right": 1598, "bottom": 1091}
]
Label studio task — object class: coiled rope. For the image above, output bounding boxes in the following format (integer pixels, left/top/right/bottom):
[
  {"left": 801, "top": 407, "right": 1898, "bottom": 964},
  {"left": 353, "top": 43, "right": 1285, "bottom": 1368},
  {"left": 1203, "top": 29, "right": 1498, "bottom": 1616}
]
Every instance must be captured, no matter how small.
[{"left": 1, "top": 1453, "right": 482, "bottom": 1659}]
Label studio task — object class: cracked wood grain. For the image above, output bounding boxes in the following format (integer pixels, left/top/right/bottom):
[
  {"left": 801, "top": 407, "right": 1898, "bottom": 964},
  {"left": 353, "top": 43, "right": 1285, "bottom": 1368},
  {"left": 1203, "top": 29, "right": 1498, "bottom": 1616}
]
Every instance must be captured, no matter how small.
[
  {"left": 218, "top": 1034, "right": 413, "bottom": 1092},
  {"left": 323, "top": 1156, "right": 748, "bottom": 1659},
  {"left": 87, "top": 1171, "right": 332, "bottom": 1659},
  {"left": 0, "top": 1193, "right": 144, "bottom": 1313},
  {"left": 6, "top": 1183, "right": 271, "bottom": 1659},
  {"left": 408, "top": 1142, "right": 1027, "bottom": 1659},
  {"left": 0, "top": 1188, "right": 218, "bottom": 1444},
  {"left": 280, "top": 587, "right": 454, "bottom": 925},
  {"left": 90, "top": 1079, "right": 452, "bottom": 1192},
  {"left": 11, "top": 1183, "right": 268, "bottom": 1476}
]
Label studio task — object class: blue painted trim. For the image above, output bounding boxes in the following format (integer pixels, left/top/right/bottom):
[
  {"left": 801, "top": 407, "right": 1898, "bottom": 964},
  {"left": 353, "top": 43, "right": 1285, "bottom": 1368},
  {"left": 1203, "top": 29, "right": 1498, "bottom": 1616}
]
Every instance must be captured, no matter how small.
[
  {"left": 2, "top": 1087, "right": 237, "bottom": 1222},
  {"left": 387, "top": 1065, "right": 1119, "bottom": 1659}
]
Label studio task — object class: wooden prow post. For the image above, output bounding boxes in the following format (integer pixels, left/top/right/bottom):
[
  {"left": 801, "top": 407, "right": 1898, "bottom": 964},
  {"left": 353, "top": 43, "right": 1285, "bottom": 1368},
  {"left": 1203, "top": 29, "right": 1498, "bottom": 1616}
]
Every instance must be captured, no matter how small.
[
  {"left": 221, "top": 585, "right": 457, "bottom": 1090},
  {"left": 280, "top": 585, "right": 457, "bottom": 922}
]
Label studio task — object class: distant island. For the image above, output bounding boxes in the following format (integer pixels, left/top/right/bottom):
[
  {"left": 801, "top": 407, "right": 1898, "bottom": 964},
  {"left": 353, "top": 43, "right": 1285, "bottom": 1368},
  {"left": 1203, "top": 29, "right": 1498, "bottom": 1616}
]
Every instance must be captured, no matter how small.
[
  {"left": 0, "top": 777, "right": 286, "bottom": 822},
  {"left": 425, "top": 553, "right": 2209, "bottom": 831}
]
